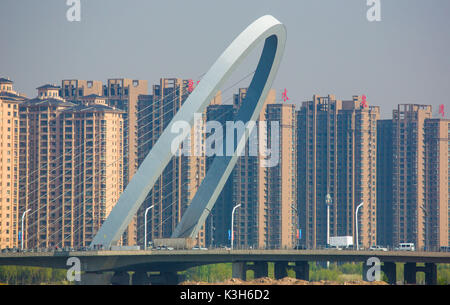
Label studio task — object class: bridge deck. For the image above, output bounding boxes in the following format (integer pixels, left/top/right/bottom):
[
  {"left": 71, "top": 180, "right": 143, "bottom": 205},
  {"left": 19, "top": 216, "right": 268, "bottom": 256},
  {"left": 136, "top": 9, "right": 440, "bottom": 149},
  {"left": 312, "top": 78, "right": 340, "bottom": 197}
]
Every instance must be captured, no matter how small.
[{"left": 1, "top": 250, "right": 450, "bottom": 272}]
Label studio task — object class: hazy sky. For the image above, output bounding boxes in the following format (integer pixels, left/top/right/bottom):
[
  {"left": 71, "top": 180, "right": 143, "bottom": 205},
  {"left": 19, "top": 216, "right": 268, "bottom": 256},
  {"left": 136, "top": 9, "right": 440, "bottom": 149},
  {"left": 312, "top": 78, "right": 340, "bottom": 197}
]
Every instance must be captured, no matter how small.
[{"left": 1, "top": 0, "right": 449, "bottom": 118}]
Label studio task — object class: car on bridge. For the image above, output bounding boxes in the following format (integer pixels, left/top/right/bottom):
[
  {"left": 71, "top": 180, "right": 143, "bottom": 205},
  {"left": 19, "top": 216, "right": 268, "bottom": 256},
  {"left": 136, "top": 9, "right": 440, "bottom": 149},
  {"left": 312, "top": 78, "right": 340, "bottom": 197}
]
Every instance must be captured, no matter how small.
[
  {"left": 396, "top": 243, "right": 415, "bottom": 251},
  {"left": 440, "top": 246, "right": 450, "bottom": 252},
  {"left": 1, "top": 247, "right": 19, "bottom": 253},
  {"left": 369, "top": 245, "right": 388, "bottom": 251},
  {"left": 294, "top": 245, "right": 307, "bottom": 250}
]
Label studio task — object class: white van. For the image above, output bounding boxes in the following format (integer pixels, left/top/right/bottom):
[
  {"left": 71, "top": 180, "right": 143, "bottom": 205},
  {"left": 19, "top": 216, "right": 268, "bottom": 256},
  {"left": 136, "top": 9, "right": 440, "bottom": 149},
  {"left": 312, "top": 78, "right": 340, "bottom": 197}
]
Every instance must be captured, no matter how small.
[{"left": 398, "top": 243, "right": 415, "bottom": 251}]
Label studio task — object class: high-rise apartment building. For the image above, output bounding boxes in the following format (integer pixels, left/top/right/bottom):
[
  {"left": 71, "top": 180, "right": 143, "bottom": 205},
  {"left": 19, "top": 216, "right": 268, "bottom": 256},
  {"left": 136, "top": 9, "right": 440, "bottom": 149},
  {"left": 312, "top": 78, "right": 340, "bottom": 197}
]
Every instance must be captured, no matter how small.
[
  {"left": 20, "top": 85, "right": 74, "bottom": 248},
  {"left": 65, "top": 96, "right": 124, "bottom": 247},
  {"left": 0, "top": 78, "right": 26, "bottom": 249},
  {"left": 376, "top": 119, "right": 394, "bottom": 247},
  {"left": 105, "top": 79, "right": 147, "bottom": 246},
  {"left": 232, "top": 88, "right": 272, "bottom": 249},
  {"left": 60, "top": 78, "right": 148, "bottom": 246},
  {"left": 391, "top": 104, "right": 432, "bottom": 250},
  {"left": 60, "top": 80, "right": 103, "bottom": 102},
  {"left": 264, "top": 103, "right": 297, "bottom": 249},
  {"left": 377, "top": 105, "right": 449, "bottom": 250},
  {"left": 424, "top": 118, "right": 449, "bottom": 250},
  {"left": 204, "top": 100, "right": 234, "bottom": 248},
  {"left": 105, "top": 79, "right": 148, "bottom": 184},
  {"left": 208, "top": 88, "right": 297, "bottom": 250},
  {"left": 297, "top": 95, "right": 379, "bottom": 249},
  {"left": 19, "top": 86, "right": 124, "bottom": 248},
  {"left": 136, "top": 78, "right": 209, "bottom": 247}
]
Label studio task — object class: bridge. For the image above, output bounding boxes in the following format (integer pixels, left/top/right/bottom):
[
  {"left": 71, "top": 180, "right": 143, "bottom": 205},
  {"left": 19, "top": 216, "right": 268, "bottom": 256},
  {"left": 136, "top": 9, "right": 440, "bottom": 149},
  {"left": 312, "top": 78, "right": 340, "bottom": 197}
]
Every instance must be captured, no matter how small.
[
  {"left": 10, "top": 16, "right": 447, "bottom": 287},
  {"left": 1, "top": 250, "right": 449, "bottom": 285}
]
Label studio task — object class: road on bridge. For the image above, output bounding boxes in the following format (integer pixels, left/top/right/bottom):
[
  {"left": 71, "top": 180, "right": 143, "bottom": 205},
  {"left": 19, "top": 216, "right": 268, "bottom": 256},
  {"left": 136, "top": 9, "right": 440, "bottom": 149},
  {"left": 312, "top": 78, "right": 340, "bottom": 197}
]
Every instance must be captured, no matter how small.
[{"left": 1, "top": 249, "right": 449, "bottom": 273}]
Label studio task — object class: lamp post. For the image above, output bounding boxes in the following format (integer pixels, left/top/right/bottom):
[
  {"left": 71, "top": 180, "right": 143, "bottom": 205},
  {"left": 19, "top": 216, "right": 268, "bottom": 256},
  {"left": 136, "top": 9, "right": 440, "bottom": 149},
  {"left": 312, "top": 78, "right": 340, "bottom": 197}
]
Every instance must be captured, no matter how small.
[
  {"left": 231, "top": 204, "right": 241, "bottom": 250},
  {"left": 210, "top": 211, "right": 215, "bottom": 249},
  {"left": 355, "top": 202, "right": 364, "bottom": 251},
  {"left": 420, "top": 205, "right": 428, "bottom": 251},
  {"left": 20, "top": 209, "right": 31, "bottom": 250},
  {"left": 325, "top": 194, "right": 332, "bottom": 246},
  {"left": 291, "top": 204, "right": 298, "bottom": 248},
  {"left": 144, "top": 205, "right": 154, "bottom": 250}
]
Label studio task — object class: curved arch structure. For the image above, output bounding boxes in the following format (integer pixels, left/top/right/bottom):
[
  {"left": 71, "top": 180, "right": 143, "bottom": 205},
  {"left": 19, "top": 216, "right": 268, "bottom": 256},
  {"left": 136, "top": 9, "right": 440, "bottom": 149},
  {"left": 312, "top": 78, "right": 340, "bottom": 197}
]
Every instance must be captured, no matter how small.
[{"left": 91, "top": 15, "right": 287, "bottom": 248}]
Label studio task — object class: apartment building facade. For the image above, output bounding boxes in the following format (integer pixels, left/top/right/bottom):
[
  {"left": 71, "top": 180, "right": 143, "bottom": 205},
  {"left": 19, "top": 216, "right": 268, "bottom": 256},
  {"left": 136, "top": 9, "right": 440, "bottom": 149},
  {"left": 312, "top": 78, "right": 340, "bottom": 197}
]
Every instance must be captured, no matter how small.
[
  {"left": 19, "top": 86, "right": 124, "bottom": 248},
  {"left": 424, "top": 118, "right": 449, "bottom": 250},
  {"left": 204, "top": 100, "right": 235, "bottom": 248},
  {"left": 60, "top": 78, "right": 148, "bottom": 245},
  {"left": 208, "top": 88, "right": 298, "bottom": 250},
  {"left": 264, "top": 103, "right": 297, "bottom": 249},
  {"left": 377, "top": 105, "right": 449, "bottom": 250},
  {"left": 376, "top": 119, "right": 394, "bottom": 247},
  {"left": 297, "top": 95, "right": 379, "bottom": 249},
  {"left": 136, "top": 78, "right": 208, "bottom": 247},
  {"left": 0, "top": 78, "right": 26, "bottom": 249},
  {"left": 391, "top": 104, "right": 432, "bottom": 250}
]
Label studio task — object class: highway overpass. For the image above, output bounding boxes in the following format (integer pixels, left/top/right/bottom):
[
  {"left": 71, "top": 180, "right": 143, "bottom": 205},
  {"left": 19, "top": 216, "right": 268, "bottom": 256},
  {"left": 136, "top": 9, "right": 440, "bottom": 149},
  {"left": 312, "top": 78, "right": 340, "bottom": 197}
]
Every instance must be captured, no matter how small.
[{"left": 1, "top": 249, "right": 449, "bottom": 285}]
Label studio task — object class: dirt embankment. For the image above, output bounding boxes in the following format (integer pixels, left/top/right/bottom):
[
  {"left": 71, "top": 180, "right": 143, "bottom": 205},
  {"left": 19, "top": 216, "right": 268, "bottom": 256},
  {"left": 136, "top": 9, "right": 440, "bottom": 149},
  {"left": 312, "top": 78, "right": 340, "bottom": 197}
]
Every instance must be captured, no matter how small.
[{"left": 181, "top": 277, "right": 388, "bottom": 285}]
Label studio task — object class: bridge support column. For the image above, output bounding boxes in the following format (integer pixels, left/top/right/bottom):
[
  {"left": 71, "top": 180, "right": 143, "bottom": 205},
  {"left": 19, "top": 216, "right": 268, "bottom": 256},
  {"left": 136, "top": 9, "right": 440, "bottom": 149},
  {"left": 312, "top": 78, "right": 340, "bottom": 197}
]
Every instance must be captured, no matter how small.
[
  {"left": 161, "top": 271, "right": 180, "bottom": 285},
  {"left": 253, "top": 262, "right": 268, "bottom": 279},
  {"left": 111, "top": 271, "right": 131, "bottom": 285},
  {"left": 381, "top": 262, "right": 397, "bottom": 285},
  {"left": 404, "top": 263, "right": 416, "bottom": 284},
  {"left": 232, "top": 262, "right": 247, "bottom": 281},
  {"left": 78, "top": 272, "right": 112, "bottom": 285},
  {"left": 293, "top": 262, "right": 309, "bottom": 281},
  {"left": 148, "top": 271, "right": 180, "bottom": 285},
  {"left": 424, "top": 263, "right": 437, "bottom": 285},
  {"left": 274, "top": 262, "right": 288, "bottom": 280},
  {"left": 362, "top": 262, "right": 369, "bottom": 282},
  {"left": 132, "top": 271, "right": 150, "bottom": 285}
]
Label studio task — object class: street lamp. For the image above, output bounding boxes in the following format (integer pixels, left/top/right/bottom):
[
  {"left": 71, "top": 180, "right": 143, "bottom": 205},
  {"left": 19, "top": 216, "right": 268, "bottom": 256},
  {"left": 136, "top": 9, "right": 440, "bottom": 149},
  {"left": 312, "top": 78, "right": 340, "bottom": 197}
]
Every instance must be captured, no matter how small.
[
  {"left": 291, "top": 204, "right": 299, "bottom": 248},
  {"left": 325, "top": 194, "right": 333, "bottom": 246},
  {"left": 231, "top": 204, "right": 241, "bottom": 250},
  {"left": 144, "top": 205, "right": 154, "bottom": 250},
  {"left": 209, "top": 211, "right": 215, "bottom": 249},
  {"left": 20, "top": 209, "right": 31, "bottom": 250},
  {"left": 355, "top": 202, "right": 364, "bottom": 251},
  {"left": 420, "top": 205, "right": 428, "bottom": 251}
]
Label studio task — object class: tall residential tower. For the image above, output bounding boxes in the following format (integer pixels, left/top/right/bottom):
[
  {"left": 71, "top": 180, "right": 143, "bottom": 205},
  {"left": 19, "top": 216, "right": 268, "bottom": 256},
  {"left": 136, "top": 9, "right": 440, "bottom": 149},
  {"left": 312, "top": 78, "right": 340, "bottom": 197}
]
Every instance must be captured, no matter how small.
[
  {"left": 19, "top": 87, "right": 124, "bottom": 248},
  {"left": 0, "top": 78, "right": 26, "bottom": 249},
  {"left": 297, "top": 95, "right": 379, "bottom": 249}
]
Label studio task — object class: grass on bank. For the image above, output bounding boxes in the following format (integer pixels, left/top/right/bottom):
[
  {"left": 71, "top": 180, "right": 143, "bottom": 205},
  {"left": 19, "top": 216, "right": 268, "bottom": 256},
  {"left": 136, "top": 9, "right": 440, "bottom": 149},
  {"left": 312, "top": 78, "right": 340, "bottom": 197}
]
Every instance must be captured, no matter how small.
[
  {"left": 180, "top": 262, "right": 450, "bottom": 285},
  {"left": 0, "top": 266, "right": 68, "bottom": 285},
  {"left": 1, "top": 263, "right": 449, "bottom": 285}
]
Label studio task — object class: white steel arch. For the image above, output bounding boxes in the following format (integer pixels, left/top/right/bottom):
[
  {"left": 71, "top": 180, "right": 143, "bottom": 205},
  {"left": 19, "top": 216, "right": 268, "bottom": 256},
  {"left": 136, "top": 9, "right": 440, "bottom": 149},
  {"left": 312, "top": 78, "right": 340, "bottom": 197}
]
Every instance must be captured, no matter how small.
[{"left": 91, "top": 15, "right": 287, "bottom": 248}]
